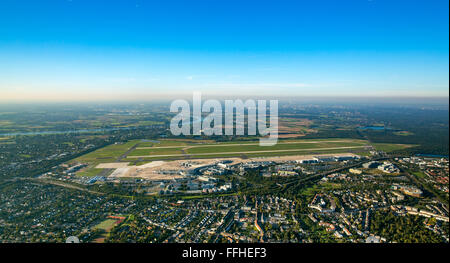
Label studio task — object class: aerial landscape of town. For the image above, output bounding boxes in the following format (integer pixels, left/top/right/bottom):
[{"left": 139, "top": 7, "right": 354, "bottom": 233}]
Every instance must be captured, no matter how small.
[
  {"left": 0, "top": 0, "right": 448, "bottom": 250},
  {"left": 0, "top": 102, "right": 448, "bottom": 243}
]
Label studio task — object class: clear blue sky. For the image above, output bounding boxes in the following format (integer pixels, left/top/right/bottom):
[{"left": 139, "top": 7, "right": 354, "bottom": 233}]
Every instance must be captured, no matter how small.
[{"left": 0, "top": 0, "right": 448, "bottom": 101}]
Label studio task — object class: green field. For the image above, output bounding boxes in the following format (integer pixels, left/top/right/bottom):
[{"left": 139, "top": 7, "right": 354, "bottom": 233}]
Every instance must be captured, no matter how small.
[
  {"left": 412, "top": 170, "right": 428, "bottom": 180},
  {"left": 91, "top": 218, "right": 124, "bottom": 243},
  {"left": 127, "top": 139, "right": 368, "bottom": 158},
  {"left": 72, "top": 138, "right": 412, "bottom": 163},
  {"left": 93, "top": 219, "right": 119, "bottom": 231},
  {"left": 121, "top": 139, "right": 373, "bottom": 161},
  {"left": 74, "top": 140, "right": 141, "bottom": 163},
  {"left": 123, "top": 148, "right": 371, "bottom": 162},
  {"left": 137, "top": 139, "right": 216, "bottom": 147},
  {"left": 77, "top": 167, "right": 105, "bottom": 177},
  {"left": 372, "top": 143, "right": 414, "bottom": 152}
]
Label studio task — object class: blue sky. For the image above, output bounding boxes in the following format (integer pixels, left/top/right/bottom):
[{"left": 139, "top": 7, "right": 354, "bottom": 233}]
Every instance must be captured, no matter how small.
[{"left": 0, "top": 0, "right": 448, "bottom": 101}]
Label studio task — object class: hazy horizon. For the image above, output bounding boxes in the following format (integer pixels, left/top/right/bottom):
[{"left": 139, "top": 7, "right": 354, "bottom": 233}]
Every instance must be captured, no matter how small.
[{"left": 0, "top": 94, "right": 449, "bottom": 107}]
